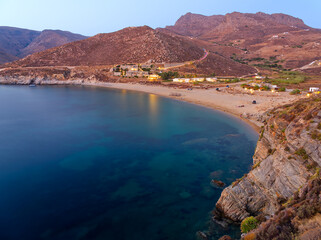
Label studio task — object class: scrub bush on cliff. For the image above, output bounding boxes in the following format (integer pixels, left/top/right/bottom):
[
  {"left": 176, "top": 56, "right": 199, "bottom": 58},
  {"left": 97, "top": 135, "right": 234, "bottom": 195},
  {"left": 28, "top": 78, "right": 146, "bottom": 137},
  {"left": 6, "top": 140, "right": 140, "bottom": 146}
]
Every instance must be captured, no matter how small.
[{"left": 241, "top": 216, "right": 259, "bottom": 233}]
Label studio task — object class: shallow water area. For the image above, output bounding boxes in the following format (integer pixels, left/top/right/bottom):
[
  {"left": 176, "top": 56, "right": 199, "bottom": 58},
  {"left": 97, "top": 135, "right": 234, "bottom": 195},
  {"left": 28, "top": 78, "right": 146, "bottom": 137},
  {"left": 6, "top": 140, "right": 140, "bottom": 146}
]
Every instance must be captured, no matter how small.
[{"left": 0, "top": 85, "right": 258, "bottom": 240}]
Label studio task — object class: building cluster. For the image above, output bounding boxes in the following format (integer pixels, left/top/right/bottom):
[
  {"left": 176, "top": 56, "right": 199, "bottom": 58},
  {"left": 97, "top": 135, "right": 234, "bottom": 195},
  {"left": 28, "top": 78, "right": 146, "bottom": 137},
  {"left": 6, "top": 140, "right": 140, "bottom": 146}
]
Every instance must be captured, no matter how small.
[
  {"left": 112, "top": 63, "right": 165, "bottom": 79},
  {"left": 172, "top": 77, "right": 217, "bottom": 83}
]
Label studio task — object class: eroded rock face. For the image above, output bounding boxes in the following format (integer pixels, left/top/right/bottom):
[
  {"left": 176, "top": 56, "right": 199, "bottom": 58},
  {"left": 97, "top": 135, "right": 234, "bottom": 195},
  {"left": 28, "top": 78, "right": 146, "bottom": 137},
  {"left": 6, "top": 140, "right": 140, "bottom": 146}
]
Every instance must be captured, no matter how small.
[
  {"left": 215, "top": 97, "right": 321, "bottom": 222},
  {"left": 0, "top": 66, "right": 113, "bottom": 85}
]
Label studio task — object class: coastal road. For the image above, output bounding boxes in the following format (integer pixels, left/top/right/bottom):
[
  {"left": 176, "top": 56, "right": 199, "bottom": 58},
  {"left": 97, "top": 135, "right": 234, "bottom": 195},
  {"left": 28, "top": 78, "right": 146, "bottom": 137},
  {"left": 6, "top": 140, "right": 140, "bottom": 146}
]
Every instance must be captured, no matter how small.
[{"left": 163, "top": 49, "right": 209, "bottom": 70}]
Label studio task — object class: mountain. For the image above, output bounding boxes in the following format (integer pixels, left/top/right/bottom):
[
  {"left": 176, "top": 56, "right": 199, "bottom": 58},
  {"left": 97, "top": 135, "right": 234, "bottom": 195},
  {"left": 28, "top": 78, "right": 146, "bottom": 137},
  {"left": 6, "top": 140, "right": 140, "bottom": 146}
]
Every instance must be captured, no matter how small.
[
  {"left": 6, "top": 26, "right": 205, "bottom": 67},
  {"left": 0, "top": 27, "right": 87, "bottom": 64},
  {"left": 164, "top": 12, "right": 321, "bottom": 69},
  {"left": 0, "top": 48, "right": 18, "bottom": 64},
  {"left": 5, "top": 26, "right": 256, "bottom": 76},
  {"left": 165, "top": 12, "right": 309, "bottom": 40},
  {"left": 19, "top": 29, "right": 88, "bottom": 57}
]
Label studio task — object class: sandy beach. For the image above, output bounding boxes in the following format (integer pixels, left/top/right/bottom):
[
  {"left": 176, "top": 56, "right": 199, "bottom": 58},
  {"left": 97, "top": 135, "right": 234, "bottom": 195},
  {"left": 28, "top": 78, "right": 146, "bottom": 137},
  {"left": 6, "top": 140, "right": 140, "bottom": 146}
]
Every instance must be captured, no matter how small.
[{"left": 84, "top": 82, "right": 302, "bottom": 132}]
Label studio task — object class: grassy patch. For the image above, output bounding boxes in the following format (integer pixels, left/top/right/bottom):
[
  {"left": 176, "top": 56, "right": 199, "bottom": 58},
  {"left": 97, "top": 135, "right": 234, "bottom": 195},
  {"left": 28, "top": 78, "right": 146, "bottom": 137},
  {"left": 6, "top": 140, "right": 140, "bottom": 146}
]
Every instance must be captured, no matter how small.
[
  {"left": 290, "top": 89, "right": 301, "bottom": 95},
  {"left": 295, "top": 147, "right": 309, "bottom": 159},
  {"left": 268, "top": 71, "right": 306, "bottom": 85},
  {"left": 241, "top": 216, "right": 259, "bottom": 233}
]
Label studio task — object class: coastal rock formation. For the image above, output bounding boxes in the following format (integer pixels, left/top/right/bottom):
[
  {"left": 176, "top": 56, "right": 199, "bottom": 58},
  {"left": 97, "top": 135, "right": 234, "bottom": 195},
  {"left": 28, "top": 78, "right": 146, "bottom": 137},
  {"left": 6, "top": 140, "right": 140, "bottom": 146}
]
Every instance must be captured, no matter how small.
[
  {"left": 249, "top": 177, "right": 321, "bottom": 239},
  {"left": 0, "top": 66, "right": 113, "bottom": 85},
  {"left": 215, "top": 96, "right": 321, "bottom": 222}
]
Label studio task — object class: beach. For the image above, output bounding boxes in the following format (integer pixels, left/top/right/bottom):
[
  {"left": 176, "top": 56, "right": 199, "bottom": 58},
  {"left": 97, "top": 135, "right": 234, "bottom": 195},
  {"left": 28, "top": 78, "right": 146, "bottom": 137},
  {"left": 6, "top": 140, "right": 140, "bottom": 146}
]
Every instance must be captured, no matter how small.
[{"left": 84, "top": 82, "right": 302, "bottom": 132}]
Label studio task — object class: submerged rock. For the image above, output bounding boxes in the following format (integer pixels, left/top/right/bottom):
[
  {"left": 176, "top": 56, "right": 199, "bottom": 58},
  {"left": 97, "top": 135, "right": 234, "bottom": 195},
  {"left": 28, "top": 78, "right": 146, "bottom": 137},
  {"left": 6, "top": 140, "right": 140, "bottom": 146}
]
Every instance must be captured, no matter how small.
[
  {"left": 179, "top": 190, "right": 191, "bottom": 199},
  {"left": 210, "top": 179, "right": 226, "bottom": 188},
  {"left": 218, "top": 235, "right": 233, "bottom": 240},
  {"left": 196, "top": 231, "right": 209, "bottom": 240}
]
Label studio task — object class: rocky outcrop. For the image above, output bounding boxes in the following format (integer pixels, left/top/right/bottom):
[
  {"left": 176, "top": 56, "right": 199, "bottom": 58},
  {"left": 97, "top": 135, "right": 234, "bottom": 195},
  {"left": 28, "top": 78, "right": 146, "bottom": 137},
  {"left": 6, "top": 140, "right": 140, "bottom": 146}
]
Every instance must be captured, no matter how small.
[
  {"left": 246, "top": 176, "right": 321, "bottom": 239},
  {"left": 215, "top": 96, "right": 321, "bottom": 222},
  {"left": 0, "top": 66, "right": 113, "bottom": 85}
]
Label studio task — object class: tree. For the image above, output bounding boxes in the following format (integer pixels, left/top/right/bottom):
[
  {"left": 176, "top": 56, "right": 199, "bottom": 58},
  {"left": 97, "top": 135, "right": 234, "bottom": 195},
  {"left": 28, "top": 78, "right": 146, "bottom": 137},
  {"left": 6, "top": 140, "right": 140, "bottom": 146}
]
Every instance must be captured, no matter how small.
[{"left": 158, "top": 71, "right": 179, "bottom": 80}]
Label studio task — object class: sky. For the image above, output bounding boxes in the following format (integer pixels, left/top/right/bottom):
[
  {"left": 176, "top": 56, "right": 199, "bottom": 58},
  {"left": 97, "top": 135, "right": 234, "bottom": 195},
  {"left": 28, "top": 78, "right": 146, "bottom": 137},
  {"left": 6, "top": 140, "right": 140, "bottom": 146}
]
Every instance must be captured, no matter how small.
[{"left": 0, "top": 0, "right": 320, "bottom": 36}]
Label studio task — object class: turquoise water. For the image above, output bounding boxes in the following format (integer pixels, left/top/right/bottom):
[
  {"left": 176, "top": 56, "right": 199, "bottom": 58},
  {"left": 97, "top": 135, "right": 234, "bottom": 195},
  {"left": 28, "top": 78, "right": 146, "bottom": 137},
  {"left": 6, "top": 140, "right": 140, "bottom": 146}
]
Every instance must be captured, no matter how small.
[{"left": 0, "top": 86, "right": 258, "bottom": 240}]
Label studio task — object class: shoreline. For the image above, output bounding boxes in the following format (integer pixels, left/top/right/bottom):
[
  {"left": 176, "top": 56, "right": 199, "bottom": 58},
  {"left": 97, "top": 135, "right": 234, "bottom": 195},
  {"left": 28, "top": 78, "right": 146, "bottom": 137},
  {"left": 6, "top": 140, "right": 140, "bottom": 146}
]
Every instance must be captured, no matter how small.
[
  {"left": 82, "top": 82, "right": 301, "bottom": 133},
  {"left": 1, "top": 80, "right": 302, "bottom": 133},
  {"left": 86, "top": 83, "right": 261, "bottom": 133}
]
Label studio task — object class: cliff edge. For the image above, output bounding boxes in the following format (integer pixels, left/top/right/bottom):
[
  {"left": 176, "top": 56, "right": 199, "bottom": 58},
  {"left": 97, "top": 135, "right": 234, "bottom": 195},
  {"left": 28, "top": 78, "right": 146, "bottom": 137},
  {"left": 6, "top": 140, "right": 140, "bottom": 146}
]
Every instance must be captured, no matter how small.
[{"left": 215, "top": 95, "right": 321, "bottom": 225}]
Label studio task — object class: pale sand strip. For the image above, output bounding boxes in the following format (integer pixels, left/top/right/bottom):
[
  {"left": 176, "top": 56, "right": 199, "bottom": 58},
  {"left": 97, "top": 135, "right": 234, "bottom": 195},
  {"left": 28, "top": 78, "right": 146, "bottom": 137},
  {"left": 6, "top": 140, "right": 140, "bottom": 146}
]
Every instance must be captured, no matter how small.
[{"left": 83, "top": 82, "right": 302, "bottom": 133}]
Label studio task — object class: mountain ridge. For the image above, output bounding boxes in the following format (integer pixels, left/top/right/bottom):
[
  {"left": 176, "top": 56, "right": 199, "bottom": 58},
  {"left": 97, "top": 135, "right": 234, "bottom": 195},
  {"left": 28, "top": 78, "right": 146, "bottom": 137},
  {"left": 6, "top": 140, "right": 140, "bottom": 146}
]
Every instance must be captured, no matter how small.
[{"left": 0, "top": 26, "right": 87, "bottom": 64}]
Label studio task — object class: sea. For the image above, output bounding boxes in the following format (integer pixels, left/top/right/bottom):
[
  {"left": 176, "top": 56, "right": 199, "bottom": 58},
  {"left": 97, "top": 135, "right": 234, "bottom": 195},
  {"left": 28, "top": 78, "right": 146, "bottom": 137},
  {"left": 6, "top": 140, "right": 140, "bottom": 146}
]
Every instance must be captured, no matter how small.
[{"left": 0, "top": 85, "right": 258, "bottom": 240}]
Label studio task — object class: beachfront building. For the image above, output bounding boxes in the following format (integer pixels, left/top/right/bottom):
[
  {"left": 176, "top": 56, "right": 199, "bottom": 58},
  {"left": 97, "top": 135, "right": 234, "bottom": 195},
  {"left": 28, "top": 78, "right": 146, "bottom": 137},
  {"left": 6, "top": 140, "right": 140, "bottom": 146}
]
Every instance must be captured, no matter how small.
[
  {"left": 126, "top": 71, "right": 149, "bottom": 77},
  {"left": 148, "top": 74, "right": 160, "bottom": 82},
  {"left": 206, "top": 77, "right": 217, "bottom": 82},
  {"left": 193, "top": 78, "right": 205, "bottom": 82},
  {"left": 173, "top": 78, "right": 191, "bottom": 83},
  {"left": 172, "top": 77, "right": 217, "bottom": 83},
  {"left": 309, "top": 87, "right": 320, "bottom": 92}
]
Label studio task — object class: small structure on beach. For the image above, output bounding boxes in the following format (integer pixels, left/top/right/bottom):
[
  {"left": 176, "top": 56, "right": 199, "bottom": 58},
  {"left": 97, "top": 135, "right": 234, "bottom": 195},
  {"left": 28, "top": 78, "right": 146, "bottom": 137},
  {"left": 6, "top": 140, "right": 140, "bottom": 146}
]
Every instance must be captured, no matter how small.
[{"left": 309, "top": 87, "right": 320, "bottom": 92}]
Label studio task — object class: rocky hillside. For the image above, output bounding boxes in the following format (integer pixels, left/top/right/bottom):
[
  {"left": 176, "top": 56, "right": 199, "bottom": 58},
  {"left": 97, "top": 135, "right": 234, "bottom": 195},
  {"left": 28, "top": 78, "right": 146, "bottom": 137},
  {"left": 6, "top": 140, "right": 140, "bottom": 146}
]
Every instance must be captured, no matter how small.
[
  {"left": 213, "top": 95, "right": 321, "bottom": 238},
  {"left": 166, "top": 12, "right": 309, "bottom": 40},
  {"left": 247, "top": 177, "right": 321, "bottom": 240},
  {"left": 169, "top": 52, "right": 256, "bottom": 76},
  {"left": 0, "top": 26, "right": 87, "bottom": 64},
  {"left": 6, "top": 26, "right": 206, "bottom": 67},
  {"left": 164, "top": 12, "right": 321, "bottom": 69},
  {"left": 19, "top": 29, "right": 87, "bottom": 57}
]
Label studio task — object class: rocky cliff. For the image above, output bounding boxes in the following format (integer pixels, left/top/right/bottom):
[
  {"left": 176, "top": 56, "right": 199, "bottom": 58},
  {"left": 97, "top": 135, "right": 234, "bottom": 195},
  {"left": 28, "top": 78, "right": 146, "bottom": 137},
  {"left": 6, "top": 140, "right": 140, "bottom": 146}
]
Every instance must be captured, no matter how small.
[{"left": 215, "top": 95, "right": 321, "bottom": 224}]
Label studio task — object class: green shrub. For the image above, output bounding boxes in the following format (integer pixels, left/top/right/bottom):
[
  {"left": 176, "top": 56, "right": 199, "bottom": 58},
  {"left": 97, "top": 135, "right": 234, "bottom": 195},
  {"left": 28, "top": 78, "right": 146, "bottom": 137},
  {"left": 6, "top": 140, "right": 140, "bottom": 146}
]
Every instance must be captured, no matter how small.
[
  {"left": 290, "top": 89, "right": 301, "bottom": 95},
  {"left": 158, "top": 71, "right": 179, "bottom": 80},
  {"left": 311, "top": 130, "right": 321, "bottom": 140},
  {"left": 261, "top": 85, "right": 270, "bottom": 91},
  {"left": 295, "top": 147, "right": 308, "bottom": 159},
  {"left": 241, "top": 216, "right": 259, "bottom": 233}
]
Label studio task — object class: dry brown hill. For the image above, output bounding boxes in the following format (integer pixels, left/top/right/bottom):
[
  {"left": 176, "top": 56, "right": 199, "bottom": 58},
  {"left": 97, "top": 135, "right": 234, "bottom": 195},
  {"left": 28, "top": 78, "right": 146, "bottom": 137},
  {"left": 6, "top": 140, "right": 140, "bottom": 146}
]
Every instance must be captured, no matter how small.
[
  {"left": 7, "top": 26, "right": 206, "bottom": 67},
  {"left": 0, "top": 27, "right": 87, "bottom": 64},
  {"left": 19, "top": 30, "right": 87, "bottom": 57},
  {"left": 165, "top": 12, "right": 309, "bottom": 41},
  {"left": 164, "top": 12, "right": 321, "bottom": 69}
]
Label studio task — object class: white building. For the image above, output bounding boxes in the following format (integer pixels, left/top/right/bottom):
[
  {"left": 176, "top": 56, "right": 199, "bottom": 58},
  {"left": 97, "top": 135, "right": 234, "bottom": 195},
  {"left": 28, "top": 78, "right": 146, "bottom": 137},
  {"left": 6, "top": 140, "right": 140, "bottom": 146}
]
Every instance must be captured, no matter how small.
[
  {"left": 309, "top": 87, "right": 320, "bottom": 92},
  {"left": 206, "top": 77, "right": 217, "bottom": 82},
  {"left": 173, "top": 78, "right": 191, "bottom": 83}
]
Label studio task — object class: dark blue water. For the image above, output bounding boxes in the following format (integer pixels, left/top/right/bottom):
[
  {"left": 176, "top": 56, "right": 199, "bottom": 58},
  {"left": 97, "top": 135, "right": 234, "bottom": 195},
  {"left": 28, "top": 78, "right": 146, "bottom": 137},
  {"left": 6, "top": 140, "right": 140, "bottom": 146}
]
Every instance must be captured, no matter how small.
[{"left": 0, "top": 86, "right": 258, "bottom": 240}]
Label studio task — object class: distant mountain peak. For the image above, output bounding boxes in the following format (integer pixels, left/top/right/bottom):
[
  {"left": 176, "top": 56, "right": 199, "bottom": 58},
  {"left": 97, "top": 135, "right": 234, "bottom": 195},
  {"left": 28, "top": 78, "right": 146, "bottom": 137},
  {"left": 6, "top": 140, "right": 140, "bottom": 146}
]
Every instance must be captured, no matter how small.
[{"left": 0, "top": 26, "right": 87, "bottom": 64}]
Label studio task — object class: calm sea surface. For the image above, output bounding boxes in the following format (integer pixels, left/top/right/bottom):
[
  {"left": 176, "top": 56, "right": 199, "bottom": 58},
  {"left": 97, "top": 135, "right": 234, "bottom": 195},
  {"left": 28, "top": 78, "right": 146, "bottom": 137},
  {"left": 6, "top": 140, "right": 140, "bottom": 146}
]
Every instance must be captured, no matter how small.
[{"left": 0, "top": 85, "right": 258, "bottom": 240}]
